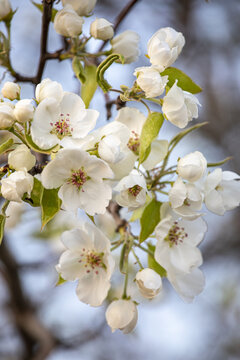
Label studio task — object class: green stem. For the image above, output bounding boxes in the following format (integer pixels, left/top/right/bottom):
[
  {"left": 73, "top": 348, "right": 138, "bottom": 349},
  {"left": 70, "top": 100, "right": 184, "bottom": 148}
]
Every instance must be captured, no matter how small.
[
  {"left": 131, "top": 248, "right": 143, "bottom": 269},
  {"left": 122, "top": 264, "right": 129, "bottom": 299},
  {"left": 134, "top": 241, "right": 154, "bottom": 256},
  {"left": 9, "top": 128, "right": 28, "bottom": 146},
  {"left": 1, "top": 200, "right": 10, "bottom": 215}
]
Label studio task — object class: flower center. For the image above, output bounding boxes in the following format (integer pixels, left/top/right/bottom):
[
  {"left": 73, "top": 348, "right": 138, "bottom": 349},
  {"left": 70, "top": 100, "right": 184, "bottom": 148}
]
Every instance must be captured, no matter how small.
[
  {"left": 127, "top": 131, "right": 140, "bottom": 155},
  {"left": 128, "top": 184, "right": 142, "bottom": 197},
  {"left": 78, "top": 248, "right": 106, "bottom": 275},
  {"left": 165, "top": 221, "right": 188, "bottom": 247},
  {"left": 50, "top": 113, "right": 73, "bottom": 139},
  {"left": 67, "top": 167, "right": 89, "bottom": 190}
]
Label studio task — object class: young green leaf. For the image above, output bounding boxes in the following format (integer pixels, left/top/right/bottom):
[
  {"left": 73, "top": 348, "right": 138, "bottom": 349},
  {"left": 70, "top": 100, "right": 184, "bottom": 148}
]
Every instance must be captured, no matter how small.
[
  {"left": 139, "top": 198, "right": 161, "bottom": 243},
  {"left": 72, "top": 57, "right": 86, "bottom": 84},
  {"left": 56, "top": 274, "right": 67, "bottom": 286},
  {"left": 0, "top": 138, "right": 14, "bottom": 155},
  {"left": 161, "top": 67, "right": 202, "bottom": 94},
  {"left": 96, "top": 53, "right": 124, "bottom": 93},
  {"left": 148, "top": 244, "right": 167, "bottom": 277},
  {"left": 139, "top": 112, "right": 164, "bottom": 164},
  {"left": 41, "top": 188, "right": 61, "bottom": 229},
  {"left": 23, "top": 177, "right": 43, "bottom": 207},
  {"left": 81, "top": 65, "right": 98, "bottom": 108}
]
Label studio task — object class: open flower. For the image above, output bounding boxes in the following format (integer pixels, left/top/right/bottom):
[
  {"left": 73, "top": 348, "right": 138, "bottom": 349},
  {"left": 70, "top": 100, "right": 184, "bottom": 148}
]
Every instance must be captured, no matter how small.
[
  {"left": 31, "top": 92, "right": 98, "bottom": 149},
  {"left": 41, "top": 148, "right": 113, "bottom": 215},
  {"left": 136, "top": 268, "right": 162, "bottom": 299},
  {"left": 162, "top": 82, "right": 200, "bottom": 128},
  {"left": 114, "top": 170, "right": 148, "bottom": 210},
  {"left": 56, "top": 222, "right": 114, "bottom": 306},
  {"left": 177, "top": 151, "right": 207, "bottom": 183},
  {"left": 111, "top": 30, "right": 140, "bottom": 64},
  {"left": 35, "top": 78, "right": 63, "bottom": 103},
  {"left": 105, "top": 299, "right": 138, "bottom": 334},
  {"left": 134, "top": 66, "right": 168, "bottom": 98},
  {"left": 147, "top": 27, "right": 185, "bottom": 71},
  {"left": 204, "top": 168, "right": 240, "bottom": 215},
  {"left": 1, "top": 170, "right": 33, "bottom": 203},
  {"left": 155, "top": 204, "right": 206, "bottom": 274}
]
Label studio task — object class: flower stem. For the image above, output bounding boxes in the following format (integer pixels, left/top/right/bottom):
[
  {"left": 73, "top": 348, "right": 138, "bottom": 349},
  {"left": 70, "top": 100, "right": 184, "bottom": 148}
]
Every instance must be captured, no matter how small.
[
  {"left": 122, "top": 264, "right": 129, "bottom": 299},
  {"left": 131, "top": 248, "right": 143, "bottom": 269}
]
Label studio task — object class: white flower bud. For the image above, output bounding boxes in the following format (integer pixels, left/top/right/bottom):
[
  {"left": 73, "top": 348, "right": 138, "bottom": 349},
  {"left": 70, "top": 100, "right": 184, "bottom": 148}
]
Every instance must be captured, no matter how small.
[
  {"left": 0, "top": 102, "right": 15, "bottom": 129},
  {"left": 177, "top": 151, "right": 207, "bottom": 182},
  {"left": 35, "top": 78, "right": 63, "bottom": 103},
  {"left": 105, "top": 299, "right": 138, "bottom": 334},
  {"left": 54, "top": 5, "right": 84, "bottom": 38},
  {"left": 111, "top": 30, "right": 140, "bottom": 64},
  {"left": 13, "top": 99, "right": 34, "bottom": 123},
  {"left": 0, "top": 0, "right": 12, "bottom": 21},
  {"left": 8, "top": 144, "right": 36, "bottom": 171},
  {"left": 1, "top": 82, "right": 20, "bottom": 101},
  {"left": 1, "top": 170, "right": 33, "bottom": 203},
  {"left": 90, "top": 18, "right": 114, "bottom": 41},
  {"left": 148, "top": 27, "right": 185, "bottom": 71},
  {"left": 134, "top": 66, "right": 168, "bottom": 98},
  {"left": 162, "top": 82, "right": 200, "bottom": 128},
  {"left": 136, "top": 268, "right": 162, "bottom": 299},
  {"left": 62, "top": 0, "right": 97, "bottom": 16}
]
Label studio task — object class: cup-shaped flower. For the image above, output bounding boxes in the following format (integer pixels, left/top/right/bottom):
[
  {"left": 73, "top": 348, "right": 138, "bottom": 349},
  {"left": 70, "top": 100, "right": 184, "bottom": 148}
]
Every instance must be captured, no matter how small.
[
  {"left": 14, "top": 99, "right": 34, "bottom": 123},
  {"left": 35, "top": 78, "right": 63, "bottom": 104},
  {"left": 8, "top": 144, "right": 36, "bottom": 172},
  {"left": 134, "top": 66, "right": 168, "bottom": 98},
  {"left": 56, "top": 222, "right": 114, "bottom": 306},
  {"left": 169, "top": 177, "right": 203, "bottom": 220},
  {"left": 147, "top": 27, "right": 185, "bottom": 71},
  {"left": 31, "top": 92, "right": 98, "bottom": 149},
  {"left": 90, "top": 18, "right": 114, "bottom": 40},
  {"left": 62, "top": 0, "right": 97, "bottom": 16},
  {"left": 41, "top": 148, "right": 113, "bottom": 215},
  {"left": 0, "top": 102, "right": 15, "bottom": 129},
  {"left": 114, "top": 170, "right": 148, "bottom": 210},
  {"left": 162, "top": 82, "right": 200, "bottom": 128},
  {"left": 167, "top": 267, "right": 205, "bottom": 303},
  {"left": 105, "top": 299, "right": 138, "bottom": 334},
  {"left": 1, "top": 170, "right": 33, "bottom": 202},
  {"left": 155, "top": 204, "right": 206, "bottom": 274},
  {"left": 136, "top": 268, "right": 162, "bottom": 299},
  {"left": 54, "top": 5, "right": 84, "bottom": 38},
  {"left": 111, "top": 30, "right": 140, "bottom": 64},
  {"left": 204, "top": 168, "right": 240, "bottom": 215},
  {"left": 0, "top": 0, "right": 12, "bottom": 21},
  {"left": 177, "top": 151, "right": 207, "bottom": 183},
  {"left": 1, "top": 82, "right": 20, "bottom": 101}
]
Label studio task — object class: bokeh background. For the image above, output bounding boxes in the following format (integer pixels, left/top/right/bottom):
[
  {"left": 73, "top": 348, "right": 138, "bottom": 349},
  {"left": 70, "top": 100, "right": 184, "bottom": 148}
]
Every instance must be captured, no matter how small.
[{"left": 0, "top": 0, "right": 240, "bottom": 359}]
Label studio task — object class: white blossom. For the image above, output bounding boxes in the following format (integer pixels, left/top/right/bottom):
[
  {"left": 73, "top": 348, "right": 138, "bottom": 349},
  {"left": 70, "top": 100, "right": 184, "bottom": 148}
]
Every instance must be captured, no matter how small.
[
  {"left": 0, "top": 102, "right": 15, "bottom": 129},
  {"left": 0, "top": 0, "right": 11, "bottom": 20},
  {"left": 105, "top": 299, "right": 138, "bottom": 334},
  {"left": 204, "top": 168, "right": 240, "bottom": 215},
  {"left": 31, "top": 92, "right": 98, "bottom": 149},
  {"left": 1, "top": 170, "right": 33, "bottom": 203},
  {"left": 5, "top": 202, "right": 24, "bottom": 229},
  {"left": 177, "top": 151, "right": 207, "bottom": 183},
  {"left": 114, "top": 170, "right": 148, "bottom": 210},
  {"left": 62, "top": 0, "right": 97, "bottom": 16},
  {"left": 141, "top": 139, "right": 168, "bottom": 171},
  {"left": 54, "top": 5, "right": 84, "bottom": 38},
  {"left": 41, "top": 148, "right": 113, "bottom": 215},
  {"left": 14, "top": 99, "right": 35, "bottom": 123},
  {"left": 8, "top": 144, "right": 36, "bottom": 171},
  {"left": 134, "top": 66, "right": 168, "bottom": 98},
  {"left": 136, "top": 268, "right": 162, "bottom": 299},
  {"left": 1, "top": 82, "right": 20, "bottom": 101},
  {"left": 90, "top": 18, "right": 114, "bottom": 40},
  {"left": 111, "top": 30, "right": 140, "bottom": 64},
  {"left": 162, "top": 82, "right": 200, "bottom": 128},
  {"left": 56, "top": 222, "right": 114, "bottom": 306},
  {"left": 147, "top": 27, "right": 185, "bottom": 71},
  {"left": 35, "top": 78, "right": 63, "bottom": 104}
]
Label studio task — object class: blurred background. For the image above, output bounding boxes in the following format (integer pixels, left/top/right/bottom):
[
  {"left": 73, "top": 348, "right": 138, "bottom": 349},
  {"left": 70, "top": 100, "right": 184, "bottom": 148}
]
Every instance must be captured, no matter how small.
[{"left": 0, "top": 0, "right": 240, "bottom": 359}]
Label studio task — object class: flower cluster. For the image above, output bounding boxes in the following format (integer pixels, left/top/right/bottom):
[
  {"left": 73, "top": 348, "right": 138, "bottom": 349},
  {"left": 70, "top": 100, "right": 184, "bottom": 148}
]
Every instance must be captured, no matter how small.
[{"left": 0, "top": 19, "right": 240, "bottom": 336}]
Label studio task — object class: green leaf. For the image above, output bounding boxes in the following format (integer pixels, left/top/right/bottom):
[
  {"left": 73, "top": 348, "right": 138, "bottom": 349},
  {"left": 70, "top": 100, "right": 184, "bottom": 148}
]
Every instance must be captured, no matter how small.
[
  {"left": 139, "top": 112, "right": 164, "bottom": 164},
  {"left": 56, "top": 274, "right": 67, "bottom": 286},
  {"left": 96, "top": 53, "right": 124, "bottom": 93},
  {"left": 0, "top": 138, "right": 14, "bottom": 155},
  {"left": 31, "top": 1, "right": 57, "bottom": 22},
  {"left": 25, "top": 133, "right": 57, "bottom": 154},
  {"left": 72, "top": 57, "right": 86, "bottom": 84},
  {"left": 139, "top": 198, "right": 161, "bottom": 243},
  {"left": 148, "top": 244, "right": 167, "bottom": 277},
  {"left": 41, "top": 188, "right": 61, "bottom": 229},
  {"left": 161, "top": 67, "right": 202, "bottom": 94},
  {"left": 81, "top": 65, "right": 98, "bottom": 108},
  {"left": 23, "top": 177, "right": 43, "bottom": 207},
  {"left": 0, "top": 214, "right": 6, "bottom": 245}
]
